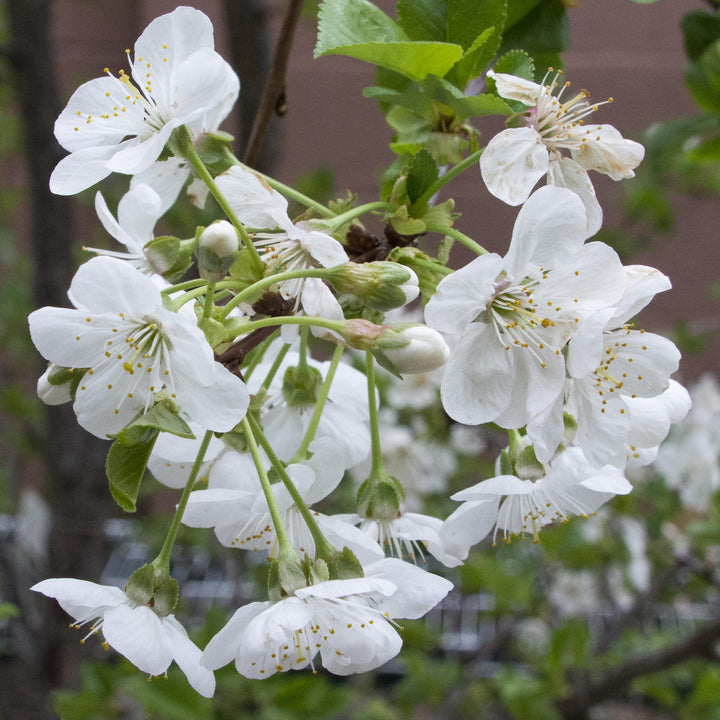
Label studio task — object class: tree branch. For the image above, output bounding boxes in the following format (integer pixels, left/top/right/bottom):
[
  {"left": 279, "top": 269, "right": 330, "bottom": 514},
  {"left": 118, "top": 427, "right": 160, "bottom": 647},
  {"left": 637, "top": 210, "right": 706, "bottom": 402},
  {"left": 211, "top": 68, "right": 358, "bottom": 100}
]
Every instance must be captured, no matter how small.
[
  {"left": 242, "top": 0, "right": 304, "bottom": 168},
  {"left": 557, "top": 617, "right": 720, "bottom": 720}
]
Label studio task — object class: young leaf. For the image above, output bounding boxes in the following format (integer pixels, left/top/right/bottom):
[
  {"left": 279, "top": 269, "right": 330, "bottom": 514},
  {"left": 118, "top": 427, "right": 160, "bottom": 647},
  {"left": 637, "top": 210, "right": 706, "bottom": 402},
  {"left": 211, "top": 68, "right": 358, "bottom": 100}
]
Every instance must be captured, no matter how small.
[
  {"left": 406, "top": 149, "right": 439, "bottom": 205},
  {"left": 118, "top": 401, "right": 195, "bottom": 442},
  {"left": 106, "top": 430, "right": 158, "bottom": 512}
]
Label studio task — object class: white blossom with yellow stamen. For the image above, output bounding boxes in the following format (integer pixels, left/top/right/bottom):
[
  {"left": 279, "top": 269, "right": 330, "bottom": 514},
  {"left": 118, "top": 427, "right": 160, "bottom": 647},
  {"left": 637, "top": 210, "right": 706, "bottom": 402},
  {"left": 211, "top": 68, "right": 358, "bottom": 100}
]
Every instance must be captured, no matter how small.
[
  {"left": 28, "top": 256, "right": 249, "bottom": 438},
  {"left": 50, "top": 6, "right": 239, "bottom": 195},
  {"left": 31, "top": 578, "right": 215, "bottom": 697},
  {"left": 424, "top": 187, "right": 625, "bottom": 433},
  {"left": 480, "top": 69, "right": 644, "bottom": 235},
  {"left": 201, "top": 558, "right": 452, "bottom": 678}
]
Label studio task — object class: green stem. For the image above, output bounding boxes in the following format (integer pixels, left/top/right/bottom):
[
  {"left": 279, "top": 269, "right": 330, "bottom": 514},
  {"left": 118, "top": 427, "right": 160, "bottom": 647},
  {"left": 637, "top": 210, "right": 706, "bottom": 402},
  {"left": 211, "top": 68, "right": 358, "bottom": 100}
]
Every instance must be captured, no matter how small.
[
  {"left": 365, "top": 351, "right": 384, "bottom": 477},
  {"left": 217, "top": 266, "right": 335, "bottom": 320},
  {"left": 153, "top": 430, "right": 213, "bottom": 576},
  {"left": 248, "top": 414, "right": 336, "bottom": 559},
  {"left": 410, "top": 148, "right": 484, "bottom": 214},
  {"left": 219, "top": 314, "right": 345, "bottom": 343},
  {"left": 176, "top": 126, "right": 264, "bottom": 276},
  {"left": 425, "top": 224, "right": 487, "bottom": 256},
  {"left": 241, "top": 416, "right": 295, "bottom": 556},
  {"left": 291, "top": 344, "right": 344, "bottom": 462},
  {"left": 244, "top": 331, "right": 284, "bottom": 382},
  {"left": 202, "top": 281, "right": 216, "bottom": 319},
  {"left": 327, "top": 201, "right": 395, "bottom": 231},
  {"left": 161, "top": 278, "right": 208, "bottom": 295}
]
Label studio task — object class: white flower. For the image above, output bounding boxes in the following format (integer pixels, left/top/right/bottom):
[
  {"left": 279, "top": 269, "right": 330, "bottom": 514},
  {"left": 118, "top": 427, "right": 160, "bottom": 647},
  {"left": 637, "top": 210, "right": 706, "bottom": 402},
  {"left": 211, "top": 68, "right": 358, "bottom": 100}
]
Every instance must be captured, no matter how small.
[
  {"left": 440, "top": 447, "right": 632, "bottom": 557},
  {"left": 182, "top": 440, "right": 383, "bottom": 563},
  {"left": 89, "top": 184, "right": 165, "bottom": 279},
  {"left": 655, "top": 374, "right": 720, "bottom": 511},
  {"left": 28, "top": 256, "right": 249, "bottom": 438},
  {"left": 216, "top": 166, "right": 348, "bottom": 325},
  {"left": 539, "top": 265, "right": 684, "bottom": 467},
  {"left": 249, "top": 350, "right": 371, "bottom": 466},
  {"left": 50, "top": 7, "right": 239, "bottom": 195},
  {"left": 480, "top": 69, "right": 644, "bottom": 234},
  {"left": 424, "top": 186, "right": 625, "bottom": 432},
  {"left": 31, "top": 578, "right": 215, "bottom": 697},
  {"left": 201, "top": 558, "right": 452, "bottom": 677}
]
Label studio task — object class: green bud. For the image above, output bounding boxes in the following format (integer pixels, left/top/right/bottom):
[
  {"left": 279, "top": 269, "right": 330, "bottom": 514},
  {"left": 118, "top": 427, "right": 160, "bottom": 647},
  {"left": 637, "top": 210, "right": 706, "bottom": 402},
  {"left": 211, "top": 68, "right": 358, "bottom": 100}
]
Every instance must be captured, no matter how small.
[
  {"left": 125, "top": 564, "right": 155, "bottom": 607},
  {"left": 324, "top": 262, "right": 419, "bottom": 311},
  {"left": 144, "top": 235, "right": 194, "bottom": 281},
  {"left": 197, "top": 221, "right": 240, "bottom": 281},
  {"left": 282, "top": 364, "right": 323, "bottom": 407},
  {"left": 357, "top": 471, "right": 405, "bottom": 522},
  {"left": 152, "top": 577, "right": 179, "bottom": 616}
]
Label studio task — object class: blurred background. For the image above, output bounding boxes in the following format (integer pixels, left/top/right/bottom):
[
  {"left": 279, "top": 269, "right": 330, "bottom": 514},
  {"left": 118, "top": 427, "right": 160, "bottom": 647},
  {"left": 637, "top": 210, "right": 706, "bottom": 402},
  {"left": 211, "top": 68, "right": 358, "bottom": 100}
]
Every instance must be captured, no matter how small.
[{"left": 1, "top": 1, "right": 720, "bottom": 719}]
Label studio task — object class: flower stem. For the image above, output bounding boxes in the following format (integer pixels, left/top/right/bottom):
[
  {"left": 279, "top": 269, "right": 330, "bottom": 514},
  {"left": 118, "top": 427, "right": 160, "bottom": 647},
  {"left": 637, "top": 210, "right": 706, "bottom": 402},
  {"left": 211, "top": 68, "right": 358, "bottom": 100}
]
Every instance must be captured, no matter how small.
[
  {"left": 248, "top": 414, "right": 337, "bottom": 559},
  {"left": 291, "top": 344, "right": 344, "bottom": 462},
  {"left": 425, "top": 224, "right": 487, "bottom": 256},
  {"left": 153, "top": 430, "right": 213, "bottom": 577},
  {"left": 241, "top": 416, "right": 294, "bottom": 556},
  {"left": 410, "top": 148, "right": 484, "bottom": 214},
  {"left": 327, "top": 201, "right": 395, "bottom": 232},
  {"left": 365, "top": 351, "right": 384, "bottom": 477},
  {"left": 175, "top": 126, "right": 264, "bottom": 276}
]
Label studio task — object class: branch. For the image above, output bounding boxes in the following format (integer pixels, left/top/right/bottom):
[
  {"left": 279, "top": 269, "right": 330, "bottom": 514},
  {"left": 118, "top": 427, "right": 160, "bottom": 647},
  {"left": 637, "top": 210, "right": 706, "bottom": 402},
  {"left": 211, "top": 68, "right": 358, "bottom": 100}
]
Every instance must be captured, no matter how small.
[
  {"left": 557, "top": 617, "right": 720, "bottom": 720},
  {"left": 243, "top": 0, "right": 304, "bottom": 168}
]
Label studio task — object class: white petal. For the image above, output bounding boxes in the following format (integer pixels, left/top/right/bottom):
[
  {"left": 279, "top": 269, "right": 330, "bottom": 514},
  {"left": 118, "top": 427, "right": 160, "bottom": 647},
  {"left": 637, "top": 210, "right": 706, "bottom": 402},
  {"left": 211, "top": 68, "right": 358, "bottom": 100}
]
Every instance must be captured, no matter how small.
[
  {"left": 103, "top": 604, "right": 174, "bottom": 676},
  {"left": 570, "top": 124, "right": 645, "bottom": 181},
  {"left": 480, "top": 127, "right": 549, "bottom": 206},
  {"left": 547, "top": 154, "right": 602, "bottom": 237},
  {"left": 162, "top": 615, "right": 216, "bottom": 698}
]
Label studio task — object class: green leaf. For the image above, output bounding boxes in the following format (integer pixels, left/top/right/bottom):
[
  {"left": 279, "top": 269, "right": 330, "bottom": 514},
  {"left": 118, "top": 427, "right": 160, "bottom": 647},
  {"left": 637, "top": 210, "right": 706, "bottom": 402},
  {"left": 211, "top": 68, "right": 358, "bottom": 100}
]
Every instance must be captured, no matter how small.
[
  {"left": 118, "top": 401, "right": 195, "bottom": 442},
  {"left": 505, "top": 0, "right": 543, "bottom": 31},
  {"left": 363, "top": 84, "right": 434, "bottom": 116},
  {"left": 447, "top": 0, "right": 506, "bottom": 50},
  {"left": 315, "top": 0, "right": 463, "bottom": 81},
  {"left": 447, "top": 25, "right": 502, "bottom": 89},
  {"left": 686, "top": 41, "right": 720, "bottom": 114},
  {"left": 498, "top": 0, "right": 569, "bottom": 75},
  {"left": 406, "top": 149, "right": 439, "bottom": 205},
  {"left": 106, "top": 431, "right": 158, "bottom": 512},
  {"left": 687, "top": 132, "right": 720, "bottom": 163},
  {"left": 423, "top": 75, "right": 512, "bottom": 119},
  {"left": 492, "top": 48, "right": 535, "bottom": 81},
  {"left": 682, "top": 11, "right": 720, "bottom": 62},
  {"left": 323, "top": 41, "right": 464, "bottom": 82},
  {"left": 397, "top": 0, "right": 446, "bottom": 41}
]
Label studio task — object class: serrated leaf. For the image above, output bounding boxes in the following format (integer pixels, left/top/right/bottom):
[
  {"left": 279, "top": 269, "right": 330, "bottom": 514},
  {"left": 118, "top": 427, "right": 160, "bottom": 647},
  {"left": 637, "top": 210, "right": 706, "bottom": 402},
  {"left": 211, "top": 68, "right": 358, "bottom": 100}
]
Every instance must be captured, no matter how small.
[
  {"left": 492, "top": 49, "right": 535, "bottom": 81},
  {"left": 447, "top": 0, "right": 506, "bottom": 51},
  {"left": 118, "top": 402, "right": 195, "bottom": 443},
  {"left": 424, "top": 75, "right": 512, "bottom": 119},
  {"left": 323, "top": 41, "right": 464, "bottom": 82},
  {"left": 316, "top": 0, "right": 401, "bottom": 50},
  {"left": 406, "top": 149, "right": 439, "bottom": 205},
  {"left": 498, "top": 0, "right": 569, "bottom": 71},
  {"left": 316, "top": 0, "right": 463, "bottom": 81},
  {"left": 397, "top": 0, "right": 446, "bottom": 41},
  {"left": 106, "top": 431, "right": 158, "bottom": 512},
  {"left": 447, "top": 26, "right": 502, "bottom": 90}
]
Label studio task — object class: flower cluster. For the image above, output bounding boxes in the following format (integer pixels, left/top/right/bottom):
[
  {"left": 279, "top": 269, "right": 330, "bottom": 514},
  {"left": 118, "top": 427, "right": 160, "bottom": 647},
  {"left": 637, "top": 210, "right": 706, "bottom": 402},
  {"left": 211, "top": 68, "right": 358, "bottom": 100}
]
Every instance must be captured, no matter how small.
[{"left": 28, "top": 5, "right": 689, "bottom": 697}]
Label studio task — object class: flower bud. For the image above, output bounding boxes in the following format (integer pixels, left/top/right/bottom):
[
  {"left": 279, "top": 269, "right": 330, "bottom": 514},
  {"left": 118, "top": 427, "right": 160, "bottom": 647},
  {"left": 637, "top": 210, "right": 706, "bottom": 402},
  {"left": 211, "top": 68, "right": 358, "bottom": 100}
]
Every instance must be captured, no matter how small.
[
  {"left": 199, "top": 220, "right": 239, "bottom": 258},
  {"left": 383, "top": 325, "right": 449, "bottom": 374},
  {"left": 37, "top": 364, "right": 74, "bottom": 405},
  {"left": 339, "top": 319, "right": 408, "bottom": 352},
  {"left": 197, "top": 220, "right": 240, "bottom": 281},
  {"left": 324, "top": 262, "right": 419, "bottom": 311}
]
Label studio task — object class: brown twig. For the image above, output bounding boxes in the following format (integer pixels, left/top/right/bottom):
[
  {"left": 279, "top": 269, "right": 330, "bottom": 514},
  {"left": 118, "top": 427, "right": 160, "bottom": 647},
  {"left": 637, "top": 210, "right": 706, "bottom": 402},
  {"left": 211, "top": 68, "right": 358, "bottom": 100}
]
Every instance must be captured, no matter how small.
[
  {"left": 243, "top": 0, "right": 304, "bottom": 168},
  {"left": 556, "top": 617, "right": 720, "bottom": 720}
]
